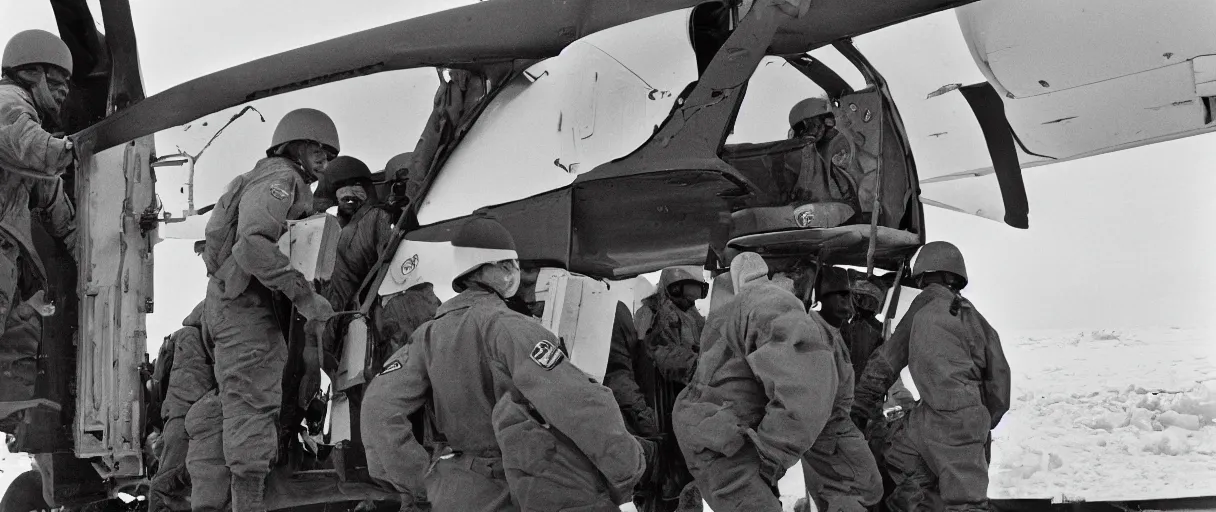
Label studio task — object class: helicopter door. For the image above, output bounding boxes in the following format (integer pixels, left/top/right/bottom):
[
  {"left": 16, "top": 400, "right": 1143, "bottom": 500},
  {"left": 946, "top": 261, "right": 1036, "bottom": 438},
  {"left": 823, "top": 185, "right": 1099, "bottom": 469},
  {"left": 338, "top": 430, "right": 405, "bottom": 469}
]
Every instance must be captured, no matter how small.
[{"left": 74, "top": 136, "right": 157, "bottom": 479}]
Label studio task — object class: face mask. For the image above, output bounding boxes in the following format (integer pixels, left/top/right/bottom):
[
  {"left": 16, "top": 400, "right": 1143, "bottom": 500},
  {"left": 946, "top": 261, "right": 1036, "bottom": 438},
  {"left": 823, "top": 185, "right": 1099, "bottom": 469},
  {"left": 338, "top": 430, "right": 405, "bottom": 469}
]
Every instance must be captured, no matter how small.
[
  {"left": 26, "top": 69, "right": 66, "bottom": 119},
  {"left": 336, "top": 185, "right": 368, "bottom": 204}
]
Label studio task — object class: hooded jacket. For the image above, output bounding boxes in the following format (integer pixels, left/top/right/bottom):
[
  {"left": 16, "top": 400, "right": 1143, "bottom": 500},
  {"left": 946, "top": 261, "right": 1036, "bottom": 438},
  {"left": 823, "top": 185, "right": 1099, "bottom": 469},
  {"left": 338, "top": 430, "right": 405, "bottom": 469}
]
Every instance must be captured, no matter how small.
[
  {"left": 0, "top": 82, "right": 75, "bottom": 281},
  {"left": 159, "top": 302, "right": 216, "bottom": 422},
  {"left": 673, "top": 279, "right": 838, "bottom": 478},
  {"left": 852, "top": 284, "right": 1011, "bottom": 429},
  {"left": 634, "top": 266, "right": 706, "bottom": 385}
]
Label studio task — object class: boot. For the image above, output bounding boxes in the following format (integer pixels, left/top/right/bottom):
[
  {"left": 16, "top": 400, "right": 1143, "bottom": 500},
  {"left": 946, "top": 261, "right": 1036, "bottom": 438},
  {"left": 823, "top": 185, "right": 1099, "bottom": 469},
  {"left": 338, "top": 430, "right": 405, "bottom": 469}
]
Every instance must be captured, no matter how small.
[{"left": 231, "top": 474, "right": 267, "bottom": 512}]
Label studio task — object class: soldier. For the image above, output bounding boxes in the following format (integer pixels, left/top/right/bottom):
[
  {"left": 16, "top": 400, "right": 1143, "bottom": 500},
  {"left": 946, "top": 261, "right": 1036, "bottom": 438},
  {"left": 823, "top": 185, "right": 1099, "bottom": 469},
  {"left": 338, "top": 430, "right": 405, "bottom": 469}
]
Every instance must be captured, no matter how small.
[
  {"left": 148, "top": 302, "right": 214, "bottom": 512},
  {"left": 0, "top": 29, "right": 78, "bottom": 431},
  {"left": 800, "top": 266, "right": 882, "bottom": 512},
  {"left": 361, "top": 218, "right": 648, "bottom": 511},
  {"left": 633, "top": 267, "right": 708, "bottom": 511},
  {"left": 197, "top": 108, "right": 340, "bottom": 512},
  {"left": 672, "top": 252, "right": 837, "bottom": 512},
  {"left": 853, "top": 242, "right": 1011, "bottom": 511}
]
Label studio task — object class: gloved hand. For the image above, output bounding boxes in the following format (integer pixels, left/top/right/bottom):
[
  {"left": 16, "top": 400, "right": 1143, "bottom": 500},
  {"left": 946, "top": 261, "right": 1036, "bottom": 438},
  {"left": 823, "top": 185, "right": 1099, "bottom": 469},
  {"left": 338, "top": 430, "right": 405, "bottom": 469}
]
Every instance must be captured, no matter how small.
[
  {"left": 53, "top": 137, "right": 74, "bottom": 174},
  {"left": 295, "top": 292, "right": 336, "bottom": 323},
  {"left": 634, "top": 435, "right": 659, "bottom": 484}
]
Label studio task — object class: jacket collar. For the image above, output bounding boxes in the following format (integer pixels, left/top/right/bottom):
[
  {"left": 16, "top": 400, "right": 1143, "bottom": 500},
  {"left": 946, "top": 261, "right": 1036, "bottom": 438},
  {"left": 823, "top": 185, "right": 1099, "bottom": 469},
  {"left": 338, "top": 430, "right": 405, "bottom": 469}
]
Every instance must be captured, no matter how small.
[
  {"left": 434, "top": 286, "right": 505, "bottom": 319},
  {"left": 918, "top": 283, "right": 957, "bottom": 300}
]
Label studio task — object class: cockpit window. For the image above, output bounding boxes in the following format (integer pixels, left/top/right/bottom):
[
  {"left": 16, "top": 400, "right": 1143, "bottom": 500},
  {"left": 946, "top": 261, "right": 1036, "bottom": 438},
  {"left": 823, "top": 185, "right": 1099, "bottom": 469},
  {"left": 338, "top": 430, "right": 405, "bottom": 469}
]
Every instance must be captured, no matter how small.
[
  {"left": 808, "top": 45, "right": 869, "bottom": 91},
  {"left": 727, "top": 56, "right": 831, "bottom": 145}
]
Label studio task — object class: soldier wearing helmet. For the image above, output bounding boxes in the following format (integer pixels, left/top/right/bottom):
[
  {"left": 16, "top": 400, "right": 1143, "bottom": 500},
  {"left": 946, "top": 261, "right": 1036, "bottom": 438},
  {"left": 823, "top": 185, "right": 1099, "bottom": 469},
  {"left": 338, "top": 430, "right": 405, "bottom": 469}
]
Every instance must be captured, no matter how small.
[
  {"left": 630, "top": 266, "right": 709, "bottom": 511},
  {"left": 314, "top": 155, "right": 374, "bottom": 227},
  {"left": 672, "top": 253, "right": 838, "bottom": 512},
  {"left": 842, "top": 280, "right": 885, "bottom": 382},
  {"left": 0, "top": 30, "right": 79, "bottom": 433},
  {"left": 361, "top": 217, "right": 647, "bottom": 511},
  {"left": 792, "top": 266, "right": 883, "bottom": 512},
  {"left": 194, "top": 108, "right": 340, "bottom": 512},
  {"left": 785, "top": 96, "right": 860, "bottom": 222},
  {"left": 382, "top": 152, "right": 414, "bottom": 212},
  {"left": 320, "top": 153, "right": 439, "bottom": 375},
  {"left": 851, "top": 242, "right": 1011, "bottom": 512},
  {"left": 788, "top": 97, "right": 835, "bottom": 141}
]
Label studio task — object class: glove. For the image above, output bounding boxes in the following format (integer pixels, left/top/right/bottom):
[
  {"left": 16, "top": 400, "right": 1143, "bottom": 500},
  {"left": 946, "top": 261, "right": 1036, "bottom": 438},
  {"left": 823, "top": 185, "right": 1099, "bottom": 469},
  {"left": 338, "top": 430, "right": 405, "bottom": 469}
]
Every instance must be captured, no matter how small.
[
  {"left": 295, "top": 292, "right": 336, "bottom": 323},
  {"left": 52, "top": 137, "right": 74, "bottom": 173}
]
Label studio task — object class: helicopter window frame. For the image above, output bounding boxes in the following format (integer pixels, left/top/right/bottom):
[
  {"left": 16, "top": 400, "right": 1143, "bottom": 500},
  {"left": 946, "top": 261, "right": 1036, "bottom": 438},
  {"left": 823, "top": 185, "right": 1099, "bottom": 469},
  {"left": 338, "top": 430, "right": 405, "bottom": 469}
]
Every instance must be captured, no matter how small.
[{"left": 725, "top": 47, "right": 872, "bottom": 146}]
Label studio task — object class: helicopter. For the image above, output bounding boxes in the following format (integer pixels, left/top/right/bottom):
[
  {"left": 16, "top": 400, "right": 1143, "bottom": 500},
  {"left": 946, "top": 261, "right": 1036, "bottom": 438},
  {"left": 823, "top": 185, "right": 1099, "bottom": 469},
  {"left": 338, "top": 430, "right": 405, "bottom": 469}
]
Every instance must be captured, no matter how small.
[{"left": 3, "top": 0, "right": 1214, "bottom": 510}]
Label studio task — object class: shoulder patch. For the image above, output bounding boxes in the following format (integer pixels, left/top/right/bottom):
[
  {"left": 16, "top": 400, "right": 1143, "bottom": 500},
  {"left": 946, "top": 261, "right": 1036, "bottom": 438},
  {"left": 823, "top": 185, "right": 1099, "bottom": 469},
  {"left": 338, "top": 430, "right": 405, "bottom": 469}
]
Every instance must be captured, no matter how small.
[
  {"left": 269, "top": 181, "right": 291, "bottom": 200},
  {"left": 529, "top": 340, "right": 565, "bottom": 370},
  {"left": 379, "top": 360, "right": 403, "bottom": 376}
]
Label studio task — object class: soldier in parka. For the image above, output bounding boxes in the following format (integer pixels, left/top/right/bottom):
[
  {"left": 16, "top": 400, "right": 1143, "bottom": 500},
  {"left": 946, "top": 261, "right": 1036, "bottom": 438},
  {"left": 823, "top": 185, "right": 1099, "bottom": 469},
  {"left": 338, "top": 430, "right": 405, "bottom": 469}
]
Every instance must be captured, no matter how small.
[
  {"left": 633, "top": 266, "right": 708, "bottom": 511},
  {"left": 0, "top": 30, "right": 78, "bottom": 432},
  {"left": 799, "top": 266, "right": 883, "bottom": 512},
  {"left": 196, "top": 108, "right": 340, "bottom": 512},
  {"left": 361, "top": 218, "right": 648, "bottom": 511},
  {"left": 147, "top": 302, "right": 214, "bottom": 512},
  {"left": 852, "top": 242, "right": 1011, "bottom": 512},
  {"left": 672, "top": 252, "right": 838, "bottom": 512}
]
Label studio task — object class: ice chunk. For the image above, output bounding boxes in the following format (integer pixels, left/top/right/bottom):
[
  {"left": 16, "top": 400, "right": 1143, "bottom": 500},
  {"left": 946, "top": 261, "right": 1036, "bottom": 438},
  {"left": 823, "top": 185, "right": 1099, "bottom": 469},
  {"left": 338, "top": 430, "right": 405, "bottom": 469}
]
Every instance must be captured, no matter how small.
[
  {"left": 1129, "top": 408, "right": 1156, "bottom": 431},
  {"left": 1157, "top": 410, "right": 1202, "bottom": 431},
  {"left": 1141, "top": 427, "right": 1192, "bottom": 456},
  {"left": 1085, "top": 411, "right": 1130, "bottom": 431}
]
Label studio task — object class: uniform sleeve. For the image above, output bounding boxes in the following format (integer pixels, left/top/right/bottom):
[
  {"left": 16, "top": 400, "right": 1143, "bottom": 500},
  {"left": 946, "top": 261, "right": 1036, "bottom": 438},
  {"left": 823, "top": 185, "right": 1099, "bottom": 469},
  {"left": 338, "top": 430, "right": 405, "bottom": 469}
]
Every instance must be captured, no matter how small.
[
  {"left": 886, "top": 378, "right": 915, "bottom": 408},
  {"left": 31, "top": 179, "right": 76, "bottom": 250},
  {"left": 853, "top": 293, "right": 932, "bottom": 421},
  {"left": 361, "top": 330, "right": 432, "bottom": 495},
  {"left": 152, "top": 334, "right": 176, "bottom": 401},
  {"left": 633, "top": 305, "right": 655, "bottom": 338},
  {"left": 743, "top": 291, "right": 838, "bottom": 471},
  {"left": 605, "top": 303, "right": 660, "bottom": 437},
  {"left": 326, "top": 210, "right": 394, "bottom": 311},
  {"left": 490, "top": 315, "right": 645, "bottom": 497},
  {"left": 231, "top": 177, "right": 313, "bottom": 302},
  {"left": 981, "top": 320, "right": 1012, "bottom": 429},
  {"left": 0, "top": 101, "right": 71, "bottom": 176}
]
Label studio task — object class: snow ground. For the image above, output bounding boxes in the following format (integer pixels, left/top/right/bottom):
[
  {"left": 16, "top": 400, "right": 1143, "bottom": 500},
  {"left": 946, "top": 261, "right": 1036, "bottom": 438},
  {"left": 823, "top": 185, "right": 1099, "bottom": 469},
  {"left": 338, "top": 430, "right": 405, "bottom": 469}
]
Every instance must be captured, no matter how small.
[
  {"left": 988, "top": 327, "right": 1216, "bottom": 502},
  {"left": 701, "top": 327, "right": 1216, "bottom": 511}
]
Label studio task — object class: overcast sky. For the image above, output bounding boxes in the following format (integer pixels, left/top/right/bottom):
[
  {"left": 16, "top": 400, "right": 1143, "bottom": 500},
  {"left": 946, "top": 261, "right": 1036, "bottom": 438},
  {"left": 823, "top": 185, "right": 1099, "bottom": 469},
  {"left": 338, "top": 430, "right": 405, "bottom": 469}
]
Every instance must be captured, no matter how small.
[{"left": 2, "top": 1, "right": 1213, "bottom": 356}]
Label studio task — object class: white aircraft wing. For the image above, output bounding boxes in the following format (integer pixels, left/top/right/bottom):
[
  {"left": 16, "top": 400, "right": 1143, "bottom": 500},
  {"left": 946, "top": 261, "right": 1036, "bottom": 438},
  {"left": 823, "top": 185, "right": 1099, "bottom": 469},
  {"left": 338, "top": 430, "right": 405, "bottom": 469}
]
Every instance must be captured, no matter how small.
[{"left": 859, "top": 0, "right": 1216, "bottom": 228}]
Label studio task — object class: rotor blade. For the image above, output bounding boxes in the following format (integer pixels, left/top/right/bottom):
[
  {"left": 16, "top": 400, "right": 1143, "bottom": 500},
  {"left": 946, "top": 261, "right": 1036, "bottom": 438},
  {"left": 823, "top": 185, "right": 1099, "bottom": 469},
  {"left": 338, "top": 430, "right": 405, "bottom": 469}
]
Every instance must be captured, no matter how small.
[
  {"left": 956, "top": 82, "right": 1030, "bottom": 229},
  {"left": 72, "top": 0, "right": 708, "bottom": 153}
]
